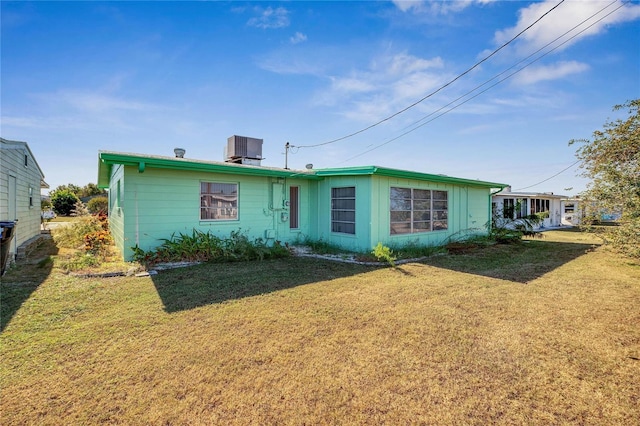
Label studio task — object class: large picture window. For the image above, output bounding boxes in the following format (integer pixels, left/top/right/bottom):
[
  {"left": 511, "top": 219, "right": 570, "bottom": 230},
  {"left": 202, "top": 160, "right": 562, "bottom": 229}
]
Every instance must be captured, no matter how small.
[
  {"left": 200, "top": 182, "right": 238, "bottom": 220},
  {"left": 390, "top": 187, "right": 448, "bottom": 234},
  {"left": 530, "top": 198, "right": 550, "bottom": 215},
  {"left": 331, "top": 186, "right": 355, "bottom": 234},
  {"left": 502, "top": 198, "right": 528, "bottom": 219}
]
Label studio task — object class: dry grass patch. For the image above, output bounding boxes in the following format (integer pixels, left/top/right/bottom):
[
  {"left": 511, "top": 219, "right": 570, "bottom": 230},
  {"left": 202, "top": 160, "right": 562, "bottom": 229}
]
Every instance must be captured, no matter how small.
[{"left": 1, "top": 229, "right": 639, "bottom": 424}]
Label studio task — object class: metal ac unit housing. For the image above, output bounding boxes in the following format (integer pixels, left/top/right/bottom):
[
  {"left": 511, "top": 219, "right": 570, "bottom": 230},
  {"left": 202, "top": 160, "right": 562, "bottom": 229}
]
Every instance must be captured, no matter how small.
[{"left": 226, "top": 135, "right": 263, "bottom": 163}]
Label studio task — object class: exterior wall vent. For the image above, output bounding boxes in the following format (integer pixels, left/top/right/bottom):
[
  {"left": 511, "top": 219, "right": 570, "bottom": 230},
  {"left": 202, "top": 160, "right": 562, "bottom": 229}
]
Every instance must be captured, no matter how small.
[{"left": 225, "top": 135, "right": 263, "bottom": 165}]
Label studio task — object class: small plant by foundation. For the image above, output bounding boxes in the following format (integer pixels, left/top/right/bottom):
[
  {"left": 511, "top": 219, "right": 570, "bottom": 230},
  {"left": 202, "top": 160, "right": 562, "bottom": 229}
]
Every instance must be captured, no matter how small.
[{"left": 372, "top": 242, "right": 396, "bottom": 267}]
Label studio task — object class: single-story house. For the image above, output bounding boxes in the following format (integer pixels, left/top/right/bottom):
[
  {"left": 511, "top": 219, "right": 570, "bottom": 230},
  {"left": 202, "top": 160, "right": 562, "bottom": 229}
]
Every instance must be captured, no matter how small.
[
  {"left": 1, "top": 138, "right": 49, "bottom": 267},
  {"left": 98, "top": 145, "right": 508, "bottom": 261},
  {"left": 560, "top": 198, "right": 582, "bottom": 226},
  {"left": 492, "top": 187, "right": 566, "bottom": 229}
]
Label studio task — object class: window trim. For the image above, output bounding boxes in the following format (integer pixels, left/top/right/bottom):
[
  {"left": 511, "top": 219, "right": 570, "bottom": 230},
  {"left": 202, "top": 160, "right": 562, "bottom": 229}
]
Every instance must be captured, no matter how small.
[
  {"left": 200, "top": 181, "right": 239, "bottom": 221},
  {"left": 390, "top": 187, "right": 448, "bottom": 235},
  {"left": 331, "top": 186, "right": 356, "bottom": 235}
]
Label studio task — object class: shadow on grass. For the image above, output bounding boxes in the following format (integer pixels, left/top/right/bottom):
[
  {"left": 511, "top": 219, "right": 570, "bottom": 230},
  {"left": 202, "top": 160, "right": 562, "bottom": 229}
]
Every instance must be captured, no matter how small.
[
  {"left": 151, "top": 229, "right": 600, "bottom": 312},
  {"left": 151, "top": 257, "right": 376, "bottom": 313},
  {"left": 422, "top": 233, "right": 600, "bottom": 284},
  {"left": 1, "top": 235, "right": 57, "bottom": 332}
]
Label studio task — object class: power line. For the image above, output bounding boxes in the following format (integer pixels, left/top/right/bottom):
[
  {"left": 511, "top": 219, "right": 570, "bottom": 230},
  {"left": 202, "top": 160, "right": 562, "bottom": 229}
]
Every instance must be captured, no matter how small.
[
  {"left": 397, "top": 1, "right": 618, "bottom": 134},
  {"left": 293, "top": 0, "right": 566, "bottom": 148},
  {"left": 513, "top": 160, "right": 581, "bottom": 191},
  {"left": 336, "top": 0, "right": 623, "bottom": 164}
]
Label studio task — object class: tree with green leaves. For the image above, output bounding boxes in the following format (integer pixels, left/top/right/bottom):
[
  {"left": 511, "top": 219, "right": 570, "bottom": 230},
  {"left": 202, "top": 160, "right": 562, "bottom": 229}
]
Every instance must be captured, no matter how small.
[
  {"left": 87, "top": 196, "right": 108, "bottom": 215},
  {"left": 51, "top": 189, "right": 80, "bottom": 216},
  {"left": 50, "top": 183, "right": 106, "bottom": 199},
  {"left": 79, "top": 183, "right": 105, "bottom": 198},
  {"left": 570, "top": 99, "right": 640, "bottom": 257}
]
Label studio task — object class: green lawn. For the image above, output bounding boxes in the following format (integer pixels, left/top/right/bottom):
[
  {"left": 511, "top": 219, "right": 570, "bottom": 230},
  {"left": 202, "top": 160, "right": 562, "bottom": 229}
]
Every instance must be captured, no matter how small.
[{"left": 1, "top": 229, "right": 639, "bottom": 425}]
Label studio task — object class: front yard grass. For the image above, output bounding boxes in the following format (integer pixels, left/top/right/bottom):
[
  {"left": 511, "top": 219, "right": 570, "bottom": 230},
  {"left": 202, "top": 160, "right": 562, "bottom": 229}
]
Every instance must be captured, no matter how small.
[{"left": 1, "top": 229, "right": 639, "bottom": 424}]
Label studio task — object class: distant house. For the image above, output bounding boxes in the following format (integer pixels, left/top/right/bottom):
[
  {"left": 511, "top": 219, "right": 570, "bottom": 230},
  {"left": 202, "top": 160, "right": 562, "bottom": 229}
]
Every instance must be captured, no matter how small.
[
  {"left": 492, "top": 187, "right": 566, "bottom": 229},
  {"left": 98, "top": 141, "right": 508, "bottom": 261},
  {"left": 560, "top": 198, "right": 582, "bottom": 226},
  {"left": 1, "top": 138, "right": 49, "bottom": 264}
]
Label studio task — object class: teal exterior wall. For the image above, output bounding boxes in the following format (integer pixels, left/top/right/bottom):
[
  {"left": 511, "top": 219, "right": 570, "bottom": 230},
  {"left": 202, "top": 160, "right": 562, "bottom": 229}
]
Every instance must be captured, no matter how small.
[
  {"left": 315, "top": 175, "right": 492, "bottom": 252},
  {"left": 312, "top": 175, "right": 372, "bottom": 252},
  {"left": 110, "top": 166, "right": 315, "bottom": 260},
  {"left": 101, "top": 153, "right": 503, "bottom": 260},
  {"left": 369, "top": 175, "right": 490, "bottom": 249},
  {"left": 107, "top": 164, "right": 125, "bottom": 256}
]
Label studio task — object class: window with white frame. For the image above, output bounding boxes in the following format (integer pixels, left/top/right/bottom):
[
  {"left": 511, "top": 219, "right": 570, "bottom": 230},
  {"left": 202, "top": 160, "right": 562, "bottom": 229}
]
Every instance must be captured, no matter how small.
[
  {"left": 200, "top": 182, "right": 238, "bottom": 220},
  {"left": 331, "top": 186, "right": 355, "bottom": 234},
  {"left": 390, "top": 188, "right": 448, "bottom": 234}
]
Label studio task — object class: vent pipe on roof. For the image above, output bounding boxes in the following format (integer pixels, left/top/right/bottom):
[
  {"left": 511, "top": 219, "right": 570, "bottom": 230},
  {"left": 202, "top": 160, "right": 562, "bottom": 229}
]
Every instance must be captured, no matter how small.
[{"left": 174, "top": 148, "right": 186, "bottom": 158}]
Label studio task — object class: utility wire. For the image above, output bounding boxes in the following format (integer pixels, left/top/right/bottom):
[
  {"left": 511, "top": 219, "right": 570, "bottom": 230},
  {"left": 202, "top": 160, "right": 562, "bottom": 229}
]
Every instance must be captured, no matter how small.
[
  {"left": 293, "top": 0, "right": 566, "bottom": 148},
  {"left": 337, "top": 0, "right": 623, "bottom": 164},
  {"left": 513, "top": 160, "right": 581, "bottom": 191},
  {"left": 396, "top": 0, "right": 618, "bottom": 133}
]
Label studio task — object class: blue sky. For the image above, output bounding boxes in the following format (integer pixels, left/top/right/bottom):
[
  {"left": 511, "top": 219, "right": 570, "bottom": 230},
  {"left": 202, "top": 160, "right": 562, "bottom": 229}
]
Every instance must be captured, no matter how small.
[{"left": 2, "top": 1, "right": 639, "bottom": 196}]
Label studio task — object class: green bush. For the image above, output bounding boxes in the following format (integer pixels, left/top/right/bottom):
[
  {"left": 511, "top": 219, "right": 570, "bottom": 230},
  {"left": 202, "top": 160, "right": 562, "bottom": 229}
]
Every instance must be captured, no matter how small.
[
  {"left": 51, "top": 190, "right": 79, "bottom": 216},
  {"left": 52, "top": 216, "right": 105, "bottom": 249},
  {"left": 132, "top": 229, "right": 291, "bottom": 266},
  {"left": 489, "top": 212, "right": 542, "bottom": 244},
  {"left": 87, "top": 196, "right": 108, "bottom": 215}
]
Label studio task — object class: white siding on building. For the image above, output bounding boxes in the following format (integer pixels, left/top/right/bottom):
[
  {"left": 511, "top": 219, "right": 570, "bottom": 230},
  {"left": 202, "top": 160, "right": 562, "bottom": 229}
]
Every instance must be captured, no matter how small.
[
  {"left": 0, "top": 138, "right": 48, "bottom": 263},
  {"left": 492, "top": 191, "right": 566, "bottom": 229}
]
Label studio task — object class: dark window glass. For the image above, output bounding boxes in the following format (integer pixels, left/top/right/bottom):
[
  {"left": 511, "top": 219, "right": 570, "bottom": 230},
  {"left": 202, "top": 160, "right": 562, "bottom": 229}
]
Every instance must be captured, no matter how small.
[
  {"left": 200, "top": 182, "right": 238, "bottom": 220},
  {"left": 390, "top": 187, "right": 448, "bottom": 234},
  {"left": 331, "top": 186, "right": 355, "bottom": 235}
]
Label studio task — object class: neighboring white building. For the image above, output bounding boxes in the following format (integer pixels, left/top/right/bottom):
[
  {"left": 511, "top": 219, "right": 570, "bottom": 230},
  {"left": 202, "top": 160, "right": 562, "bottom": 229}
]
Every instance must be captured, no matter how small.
[
  {"left": 1, "top": 138, "right": 49, "bottom": 266},
  {"left": 492, "top": 187, "right": 567, "bottom": 229},
  {"left": 560, "top": 198, "right": 582, "bottom": 226}
]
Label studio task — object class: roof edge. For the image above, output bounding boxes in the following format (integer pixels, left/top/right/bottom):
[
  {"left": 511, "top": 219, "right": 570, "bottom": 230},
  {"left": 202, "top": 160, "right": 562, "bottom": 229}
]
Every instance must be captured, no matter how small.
[
  {"left": 98, "top": 151, "right": 321, "bottom": 187},
  {"left": 1, "top": 138, "right": 47, "bottom": 180},
  {"left": 315, "top": 165, "right": 508, "bottom": 188}
]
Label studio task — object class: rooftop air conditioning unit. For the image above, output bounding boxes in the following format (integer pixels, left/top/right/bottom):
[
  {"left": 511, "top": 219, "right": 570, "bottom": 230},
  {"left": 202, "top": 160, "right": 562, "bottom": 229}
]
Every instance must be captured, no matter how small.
[{"left": 226, "top": 135, "right": 263, "bottom": 164}]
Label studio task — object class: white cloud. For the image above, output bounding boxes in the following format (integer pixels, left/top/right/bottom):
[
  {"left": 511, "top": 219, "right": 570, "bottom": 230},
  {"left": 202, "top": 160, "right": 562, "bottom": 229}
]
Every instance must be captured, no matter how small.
[
  {"left": 290, "top": 32, "right": 307, "bottom": 44},
  {"left": 1, "top": 88, "right": 167, "bottom": 135},
  {"left": 385, "top": 53, "right": 443, "bottom": 75},
  {"left": 513, "top": 60, "right": 589, "bottom": 85},
  {"left": 258, "top": 56, "right": 326, "bottom": 76},
  {"left": 314, "top": 52, "right": 448, "bottom": 122},
  {"left": 247, "top": 6, "right": 290, "bottom": 29},
  {"left": 495, "top": 0, "right": 640, "bottom": 55},
  {"left": 330, "top": 77, "right": 376, "bottom": 94},
  {"left": 51, "top": 90, "right": 161, "bottom": 113},
  {"left": 391, "top": 0, "right": 422, "bottom": 13},
  {"left": 392, "top": 0, "right": 497, "bottom": 15}
]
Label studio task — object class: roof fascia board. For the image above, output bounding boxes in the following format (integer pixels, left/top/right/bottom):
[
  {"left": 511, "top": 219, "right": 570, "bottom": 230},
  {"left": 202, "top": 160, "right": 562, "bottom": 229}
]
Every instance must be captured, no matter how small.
[
  {"left": 98, "top": 152, "right": 321, "bottom": 182},
  {"left": 316, "top": 166, "right": 508, "bottom": 188}
]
